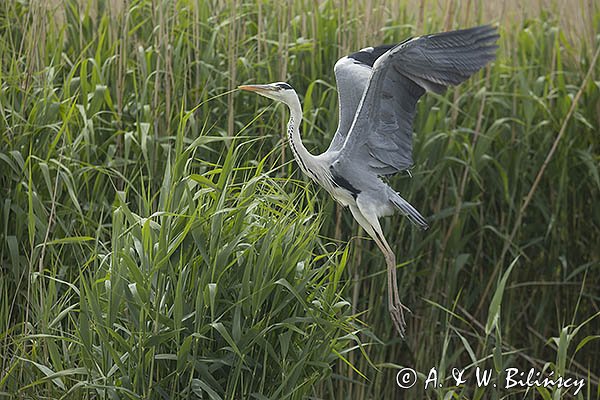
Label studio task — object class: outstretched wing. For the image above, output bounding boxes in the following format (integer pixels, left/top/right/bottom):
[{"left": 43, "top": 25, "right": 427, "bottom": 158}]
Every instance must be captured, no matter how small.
[
  {"left": 334, "top": 25, "right": 499, "bottom": 176},
  {"left": 326, "top": 45, "right": 395, "bottom": 152}
]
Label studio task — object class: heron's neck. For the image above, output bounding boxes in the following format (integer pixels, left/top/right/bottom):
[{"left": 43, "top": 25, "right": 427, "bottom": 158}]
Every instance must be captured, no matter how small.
[{"left": 286, "top": 96, "right": 315, "bottom": 176}]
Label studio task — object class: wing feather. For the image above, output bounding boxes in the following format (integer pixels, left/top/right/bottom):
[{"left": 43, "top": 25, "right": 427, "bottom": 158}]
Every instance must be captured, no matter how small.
[
  {"left": 327, "top": 45, "right": 396, "bottom": 152},
  {"left": 334, "top": 25, "right": 499, "bottom": 176}
]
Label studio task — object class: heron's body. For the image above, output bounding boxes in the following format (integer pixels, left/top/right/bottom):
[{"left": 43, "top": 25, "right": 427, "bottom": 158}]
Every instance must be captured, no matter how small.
[
  {"left": 285, "top": 106, "right": 415, "bottom": 221},
  {"left": 240, "top": 25, "right": 499, "bottom": 336}
]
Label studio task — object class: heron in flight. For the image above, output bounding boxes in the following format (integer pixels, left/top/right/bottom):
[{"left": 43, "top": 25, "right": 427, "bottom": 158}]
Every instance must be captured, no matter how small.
[{"left": 240, "top": 25, "right": 498, "bottom": 336}]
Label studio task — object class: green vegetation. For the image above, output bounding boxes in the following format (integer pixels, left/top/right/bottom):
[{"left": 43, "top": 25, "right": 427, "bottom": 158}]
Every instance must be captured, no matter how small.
[{"left": 1, "top": 0, "right": 598, "bottom": 398}]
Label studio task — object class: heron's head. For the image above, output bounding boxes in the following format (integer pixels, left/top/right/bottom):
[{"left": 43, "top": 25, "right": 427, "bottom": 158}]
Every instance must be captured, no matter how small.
[{"left": 238, "top": 82, "right": 297, "bottom": 105}]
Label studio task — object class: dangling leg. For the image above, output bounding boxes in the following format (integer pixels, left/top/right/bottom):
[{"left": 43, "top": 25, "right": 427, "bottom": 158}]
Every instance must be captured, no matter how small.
[
  {"left": 349, "top": 205, "right": 410, "bottom": 337},
  {"left": 369, "top": 216, "right": 410, "bottom": 337},
  {"left": 382, "top": 237, "right": 411, "bottom": 337}
]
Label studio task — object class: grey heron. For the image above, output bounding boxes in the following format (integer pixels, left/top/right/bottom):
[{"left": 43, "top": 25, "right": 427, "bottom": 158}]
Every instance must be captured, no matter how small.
[{"left": 240, "top": 25, "right": 498, "bottom": 336}]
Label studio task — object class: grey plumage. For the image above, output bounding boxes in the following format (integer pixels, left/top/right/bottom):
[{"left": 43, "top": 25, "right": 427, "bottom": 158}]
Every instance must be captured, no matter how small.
[
  {"left": 239, "top": 25, "right": 499, "bottom": 336},
  {"left": 335, "top": 25, "right": 498, "bottom": 175},
  {"left": 327, "top": 44, "right": 395, "bottom": 152}
]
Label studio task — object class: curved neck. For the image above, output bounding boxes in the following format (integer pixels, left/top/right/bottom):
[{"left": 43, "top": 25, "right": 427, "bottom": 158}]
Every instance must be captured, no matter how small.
[{"left": 286, "top": 96, "right": 315, "bottom": 175}]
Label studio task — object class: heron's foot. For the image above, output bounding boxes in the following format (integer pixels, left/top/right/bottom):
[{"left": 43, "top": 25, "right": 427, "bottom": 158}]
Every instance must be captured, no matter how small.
[{"left": 389, "top": 301, "right": 411, "bottom": 338}]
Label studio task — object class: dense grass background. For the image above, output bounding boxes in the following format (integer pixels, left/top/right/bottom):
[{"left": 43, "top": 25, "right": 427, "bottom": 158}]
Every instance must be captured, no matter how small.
[{"left": 1, "top": 0, "right": 599, "bottom": 398}]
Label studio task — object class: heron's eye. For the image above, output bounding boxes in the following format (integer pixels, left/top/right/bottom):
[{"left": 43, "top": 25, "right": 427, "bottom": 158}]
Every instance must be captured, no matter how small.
[{"left": 276, "top": 83, "right": 292, "bottom": 90}]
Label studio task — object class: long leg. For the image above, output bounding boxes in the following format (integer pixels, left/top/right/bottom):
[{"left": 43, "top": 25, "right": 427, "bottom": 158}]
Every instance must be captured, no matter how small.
[
  {"left": 349, "top": 204, "right": 410, "bottom": 337},
  {"left": 366, "top": 213, "right": 410, "bottom": 337}
]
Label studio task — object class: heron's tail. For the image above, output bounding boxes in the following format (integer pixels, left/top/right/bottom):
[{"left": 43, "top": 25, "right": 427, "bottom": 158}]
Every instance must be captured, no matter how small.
[{"left": 390, "top": 193, "right": 429, "bottom": 230}]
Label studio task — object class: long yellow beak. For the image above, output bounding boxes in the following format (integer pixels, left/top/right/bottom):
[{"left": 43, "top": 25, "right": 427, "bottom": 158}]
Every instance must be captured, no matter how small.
[{"left": 238, "top": 84, "right": 275, "bottom": 93}]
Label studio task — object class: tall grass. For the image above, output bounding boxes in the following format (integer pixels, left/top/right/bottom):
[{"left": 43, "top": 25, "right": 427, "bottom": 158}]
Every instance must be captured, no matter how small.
[{"left": 1, "top": 0, "right": 599, "bottom": 398}]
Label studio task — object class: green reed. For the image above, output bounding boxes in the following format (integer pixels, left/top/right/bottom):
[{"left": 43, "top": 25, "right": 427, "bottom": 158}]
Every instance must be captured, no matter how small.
[{"left": 1, "top": 0, "right": 598, "bottom": 398}]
